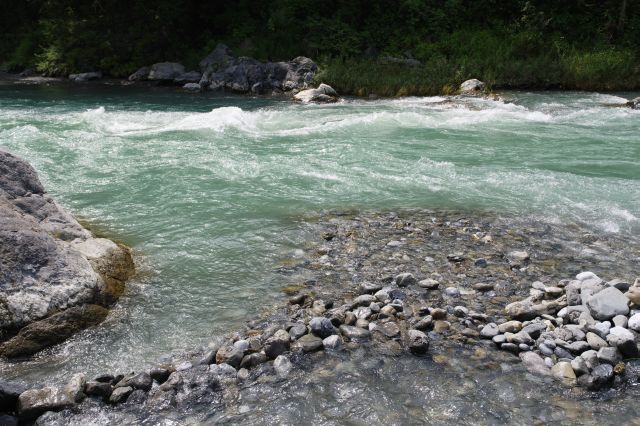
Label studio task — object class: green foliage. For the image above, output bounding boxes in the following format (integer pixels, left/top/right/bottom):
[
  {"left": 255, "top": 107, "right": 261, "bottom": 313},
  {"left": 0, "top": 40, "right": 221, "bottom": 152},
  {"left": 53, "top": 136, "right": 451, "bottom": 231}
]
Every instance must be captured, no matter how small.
[{"left": 0, "top": 0, "right": 639, "bottom": 91}]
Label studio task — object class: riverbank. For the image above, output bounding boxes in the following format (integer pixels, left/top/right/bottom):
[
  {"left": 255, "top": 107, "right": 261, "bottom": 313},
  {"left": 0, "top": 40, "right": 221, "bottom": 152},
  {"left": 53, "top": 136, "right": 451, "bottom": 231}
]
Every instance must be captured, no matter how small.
[{"left": 3, "top": 210, "right": 640, "bottom": 424}]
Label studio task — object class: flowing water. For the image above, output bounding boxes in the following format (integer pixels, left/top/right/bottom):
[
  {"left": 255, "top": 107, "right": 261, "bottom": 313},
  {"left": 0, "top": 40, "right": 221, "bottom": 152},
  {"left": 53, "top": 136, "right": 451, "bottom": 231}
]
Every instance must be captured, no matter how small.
[{"left": 1, "top": 85, "right": 639, "bottom": 424}]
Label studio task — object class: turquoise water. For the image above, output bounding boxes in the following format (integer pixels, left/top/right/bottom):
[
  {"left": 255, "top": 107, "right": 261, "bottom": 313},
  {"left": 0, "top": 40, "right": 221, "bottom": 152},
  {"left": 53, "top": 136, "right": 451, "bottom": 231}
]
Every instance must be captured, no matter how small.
[{"left": 0, "top": 85, "right": 639, "bottom": 383}]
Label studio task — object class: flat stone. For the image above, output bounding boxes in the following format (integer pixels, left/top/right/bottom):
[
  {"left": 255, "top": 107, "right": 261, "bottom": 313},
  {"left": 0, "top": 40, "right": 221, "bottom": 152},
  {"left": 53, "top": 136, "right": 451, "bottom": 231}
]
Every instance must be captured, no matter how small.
[
  {"left": 473, "top": 282, "right": 494, "bottom": 292},
  {"left": 359, "top": 281, "right": 383, "bottom": 294},
  {"left": 522, "top": 322, "right": 546, "bottom": 339},
  {"left": 109, "top": 386, "right": 133, "bottom": 404},
  {"left": 498, "top": 321, "right": 522, "bottom": 334},
  {"left": 480, "top": 323, "right": 499, "bottom": 339},
  {"left": 395, "top": 273, "right": 417, "bottom": 287},
  {"left": 339, "top": 325, "right": 371, "bottom": 341},
  {"left": 115, "top": 372, "right": 152, "bottom": 392},
  {"left": 505, "top": 299, "right": 537, "bottom": 321},
  {"left": 586, "top": 332, "right": 608, "bottom": 350},
  {"left": 293, "top": 334, "right": 323, "bottom": 352},
  {"left": 352, "top": 294, "right": 376, "bottom": 307},
  {"left": 372, "top": 321, "right": 401, "bottom": 338},
  {"left": 18, "top": 387, "right": 73, "bottom": 418},
  {"left": 240, "top": 352, "right": 267, "bottom": 369},
  {"left": 520, "top": 352, "right": 551, "bottom": 376},
  {"left": 418, "top": 279, "right": 439, "bottom": 289},
  {"left": 586, "top": 287, "right": 630, "bottom": 320},
  {"left": 551, "top": 362, "right": 577, "bottom": 386}
]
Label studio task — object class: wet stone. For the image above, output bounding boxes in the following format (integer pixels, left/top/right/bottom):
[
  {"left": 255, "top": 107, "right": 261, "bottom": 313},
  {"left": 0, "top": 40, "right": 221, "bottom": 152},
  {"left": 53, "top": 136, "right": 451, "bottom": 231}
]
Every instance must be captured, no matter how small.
[
  {"left": 395, "top": 273, "right": 417, "bottom": 287},
  {"left": 85, "top": 382, "right": 112, "bottom": 400},
  {"left": 322, "top": 335, "right": 344, "bottom": 350},
  {"left": 109, "top": 386, "right": 133, "bottom": 404},
  {"left": 407, "top": 330, "right": 430, "bottom": 355},
  {"left": 473, "top": 282, "right": 494, "bottom": 292},
  {"left": 273, "top": 355, "right": 292, "bottom": 379},
  {"left": 373, "top": 321, "right": 401, "bottom": 338},
  {"left": 359, "top": 281, "right": 382, "bottom": 294},
  {"left": 339, "top": 325, "right": 371, "bottom": 342},
  {"left": 289, "top": 323, "right": 307, "bottom": 340},
  {"left": 310, "top": 317, "right": 336, "bottom": 338},
  {"left": 293, "top": 334, "right": 323, "bottom": 353}
]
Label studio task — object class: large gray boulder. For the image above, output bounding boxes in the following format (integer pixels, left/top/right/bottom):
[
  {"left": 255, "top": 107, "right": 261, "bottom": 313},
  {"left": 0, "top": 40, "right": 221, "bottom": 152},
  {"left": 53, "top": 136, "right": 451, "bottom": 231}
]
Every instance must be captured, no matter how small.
[
  {"left": 586, "top": 287, "right": 630, "bottom": 320},
  {"left": 197, "top": 44, "right": 318, "bottom": 94},
  {"left": 0, "top": 149, "right": 134, "bottom": 357},
  {"left": 147, "top": 62, "right": 185, "bottom": 81},
  {"left": 293, "top": 84, "right": 338, "bottom": 103},
  {"left": 459, "top": 79, "right": 486, "bottom": 94}
]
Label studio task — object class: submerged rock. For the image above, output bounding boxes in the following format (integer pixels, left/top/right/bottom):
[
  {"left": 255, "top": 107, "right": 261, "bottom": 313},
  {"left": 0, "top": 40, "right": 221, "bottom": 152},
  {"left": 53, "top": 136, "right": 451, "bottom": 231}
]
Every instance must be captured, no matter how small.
[{"left": 626, "top": 97, "right": 640, "bottom": 109}]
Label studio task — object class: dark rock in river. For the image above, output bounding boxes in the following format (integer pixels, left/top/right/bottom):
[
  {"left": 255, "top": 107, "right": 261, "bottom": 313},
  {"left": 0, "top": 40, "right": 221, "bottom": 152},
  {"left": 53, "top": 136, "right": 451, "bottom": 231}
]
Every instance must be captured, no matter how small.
[
  {"left": 196, "top": 44, "right": 317, "bottom": 94},
  {"left": 0, "top": 380, "right": 27, "bottom": 413},
  {"left": 626, "top": 97, "right": 640, "bottom": 109},
  {"left": 147, "top": 62, "right": 185, "bottom": 81},
  {"left": 0, "top": 149, "right": 135, "bottom": 357}
]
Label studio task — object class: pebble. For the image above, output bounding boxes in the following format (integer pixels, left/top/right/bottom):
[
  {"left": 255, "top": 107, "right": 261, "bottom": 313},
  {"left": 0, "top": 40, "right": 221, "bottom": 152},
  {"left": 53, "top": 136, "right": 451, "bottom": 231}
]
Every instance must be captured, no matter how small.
[
  {"left": 395, "top": 273, "right": 417, "bottom": 287},
  {"left": 612, "top": 315, "right": 628, "bottom": 328},
  {"left": 407, "top": 330, "right": 429, "bottom": 355},
  {"left": 629, "top": 313, "right": 640, "bottom": 331},
  {"left": 586, "top": 332, "right": 608, "bottom": 350},
  {"left": 597, "top": 347, "right": 622, "bottom": 365},
  {"left": 473, "top": 282, "right": 494, "bottom": 292},
  {"left": 418, "top": 279, "right": 439, "bottom": 289},
  {"left": 339, "top": 325, "right": 371, "bottom": 341},
  {"left": 293, "top": 334, "right": 323, "bottom": 353},
  {"left": 444, "top": 287, "right": 460, "bottom": 297},
  {"left": 310, "top": 317, "right": 336, "bottom": 338},
  {"left": 453, "top": 306, "right": 469, "bottom": 317},
  {"left": 430, "top": 308, "right": 447, "bottom": 320},
  {"left": 551, "top": 362, "right": 577, "bottom": 386},
  {"left": 480, "top": 323, "right": 499, "bottom": 338},
  {"left": 498, "top": 321, "right": 523, "bottom": 334}
]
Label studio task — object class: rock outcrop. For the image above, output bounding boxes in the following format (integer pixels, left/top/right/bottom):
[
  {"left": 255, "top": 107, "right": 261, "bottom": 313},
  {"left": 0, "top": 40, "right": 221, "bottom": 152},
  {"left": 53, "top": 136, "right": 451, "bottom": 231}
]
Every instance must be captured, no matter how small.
[
  {"left": 0, "top": 149, "right": 134, "bottom": 357},
  {"left": 128, "top": 44, "right": 318, "bottom": 95}
]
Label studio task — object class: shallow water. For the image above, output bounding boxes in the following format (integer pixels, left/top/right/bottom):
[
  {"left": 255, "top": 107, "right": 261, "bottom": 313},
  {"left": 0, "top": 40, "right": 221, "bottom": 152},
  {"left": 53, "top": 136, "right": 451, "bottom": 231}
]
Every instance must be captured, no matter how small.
[{"left": 1, "top": 86, "right": 639, "bottom": 422}]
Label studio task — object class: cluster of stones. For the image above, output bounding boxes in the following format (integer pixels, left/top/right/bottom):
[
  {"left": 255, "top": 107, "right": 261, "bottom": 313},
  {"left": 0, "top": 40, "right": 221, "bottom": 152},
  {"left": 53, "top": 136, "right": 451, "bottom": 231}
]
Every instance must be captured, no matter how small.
[
  {"left": 482, "top": 271, "right": 640, "bottom": 389},
  {"left": 0, "top": 266, "right": 449, "bottom": 423},
  {"left": 126, "top": 43, "right": 318, "bottom": 96}
]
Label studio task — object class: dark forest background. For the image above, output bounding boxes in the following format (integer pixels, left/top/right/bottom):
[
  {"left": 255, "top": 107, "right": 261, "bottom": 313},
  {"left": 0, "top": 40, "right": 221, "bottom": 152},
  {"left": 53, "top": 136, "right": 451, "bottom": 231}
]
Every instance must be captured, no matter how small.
[{"left": 2, "top": 1, "right": 639, "bottom": 94}]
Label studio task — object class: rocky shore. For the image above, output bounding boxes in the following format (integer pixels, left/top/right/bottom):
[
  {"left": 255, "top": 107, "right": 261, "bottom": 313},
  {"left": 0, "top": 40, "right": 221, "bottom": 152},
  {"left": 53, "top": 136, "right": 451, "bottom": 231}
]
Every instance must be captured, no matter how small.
[
  {"left": 0, "top": 149, "right": 135, "bottom": 360},
  {"left": 2, "top": 206, "right": 639, "bottom": 424}
]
